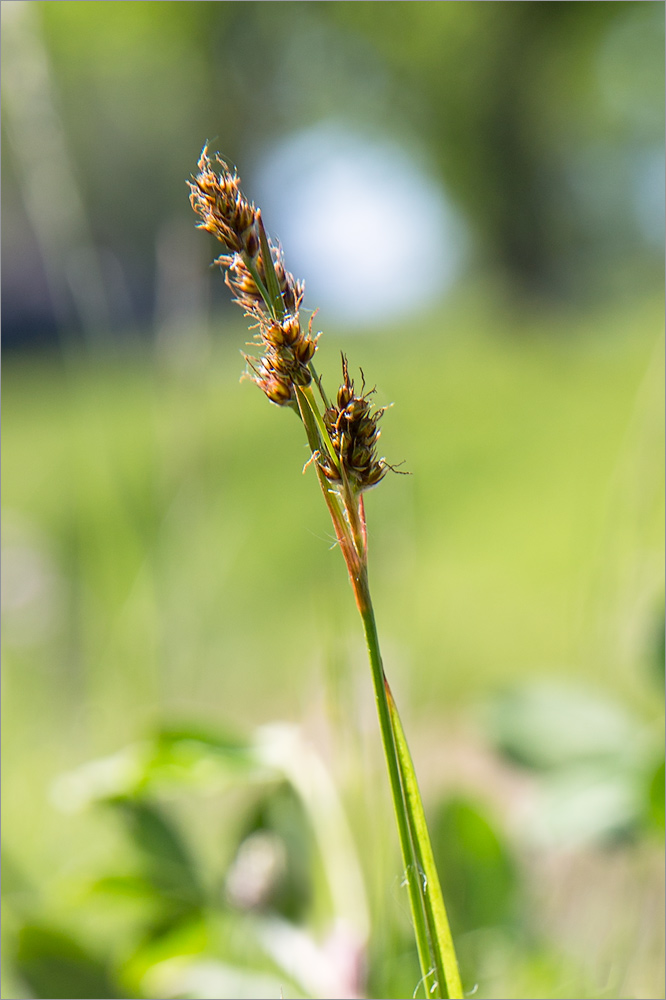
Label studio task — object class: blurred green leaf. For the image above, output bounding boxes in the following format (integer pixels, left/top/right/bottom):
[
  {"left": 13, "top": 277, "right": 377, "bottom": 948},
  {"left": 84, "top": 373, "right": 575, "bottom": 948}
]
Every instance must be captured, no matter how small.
[
  {"left": 106, "top": 799, "right": 205, "bottom": 917},
  {"left": 487, "top": 682, "right": 642, "bottom": 771},
  {"left": 14, "top": 924, "right": 123, "bottom": 999},
  {"left": 431, "top": 797, "right": 520, "bottom": 937},
  {"left": 118, "top": 912, "right": 210, "bottom": 997},
  {"left": 149, "top": 724, "right": 257, "bottom": 784},
  {"left": 156, "top": 724, "right": 252, "bottom": 759},
  {"left": 88, "top": 874, "right": 161, "bottom": 900},
  {"left": 534, "top": 764, "right": 643, "bottom": 846},
  {"left": 486, "top": 682, "right": 663, "bottom": 846},
  {"left": 50, "top": 727, "right": 258, "bottom": 813}
]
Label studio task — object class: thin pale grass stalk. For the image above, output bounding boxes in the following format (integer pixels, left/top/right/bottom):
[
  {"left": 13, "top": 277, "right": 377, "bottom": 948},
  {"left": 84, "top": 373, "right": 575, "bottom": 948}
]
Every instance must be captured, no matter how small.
[{"left": 189, "top": 147, "right": 464, "bottom": 1000}]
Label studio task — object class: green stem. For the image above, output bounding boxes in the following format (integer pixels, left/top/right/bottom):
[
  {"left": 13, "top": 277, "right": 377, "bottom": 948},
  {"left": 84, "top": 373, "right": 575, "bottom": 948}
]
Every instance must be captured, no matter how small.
[
  {"left": 300, "top": 383, "right": 340, "bottom": 472},
  {"left": 355, "top": 572, "right": 441, "bottom": 998},
  {"left": 294, "top": 374, "right": 462, "bottom": 999},
  {"left": 293, "top": 386, "right": 356, "bottom": 575}
]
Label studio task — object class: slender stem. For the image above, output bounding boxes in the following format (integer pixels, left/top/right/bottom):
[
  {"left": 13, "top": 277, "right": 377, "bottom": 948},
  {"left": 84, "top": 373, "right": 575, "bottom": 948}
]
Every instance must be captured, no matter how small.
[
  {"left": 295, "top": 376, "right": 461, "bottom": 999},
  {"left": 387, "top": 684, "right": 464, "bottom": 1000},
  {"left": 355, "top": 571, "right": 440, "bottom": 998},
  {"left": 301, "top": 383, "right": 340, "bottom": 471},
  {"left": 293, "top": 386, "right": 357, "bottom": 576}
]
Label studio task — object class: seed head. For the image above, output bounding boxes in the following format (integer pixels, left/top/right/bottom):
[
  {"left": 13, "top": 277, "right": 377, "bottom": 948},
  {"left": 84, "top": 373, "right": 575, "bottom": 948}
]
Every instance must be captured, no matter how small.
[
  {"left": 188, "top": 147, "right": 259, "bottom": 258},
  {"left": 321, "top": 355, "right": 387, "bottom": 492},
  {"left": 189, "top": 147, "right": 313, "bottom": 405}
]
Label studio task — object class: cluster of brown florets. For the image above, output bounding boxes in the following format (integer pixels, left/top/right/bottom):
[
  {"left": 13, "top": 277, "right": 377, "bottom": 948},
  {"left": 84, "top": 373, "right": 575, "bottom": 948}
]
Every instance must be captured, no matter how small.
[
  {"left": 246, "top": 310, "right": 319, "bottom": 405},
  {"left": 321, "top": 356, "right": 387, "bottom": 492},
  {"left": 188, "top": 148, "right": 259, "bottom": 259},
  {"left": 188, "top": 147, "right": 315, "bottom": 405},
  {"left": 189, "top": 149, "right": 393, "bottom": 493}
]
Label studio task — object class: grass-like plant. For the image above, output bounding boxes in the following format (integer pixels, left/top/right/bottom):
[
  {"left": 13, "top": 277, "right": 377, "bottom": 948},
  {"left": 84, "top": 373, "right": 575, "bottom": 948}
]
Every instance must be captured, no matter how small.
[{"left": 189, "top": 147, "right": 463, "bottom": 1000}]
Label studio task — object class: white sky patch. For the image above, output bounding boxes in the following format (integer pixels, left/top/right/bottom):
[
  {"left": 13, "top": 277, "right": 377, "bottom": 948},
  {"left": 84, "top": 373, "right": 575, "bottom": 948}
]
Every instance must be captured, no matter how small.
[{"left": 251, "top": 123, "right": 465, "bottom": 327}]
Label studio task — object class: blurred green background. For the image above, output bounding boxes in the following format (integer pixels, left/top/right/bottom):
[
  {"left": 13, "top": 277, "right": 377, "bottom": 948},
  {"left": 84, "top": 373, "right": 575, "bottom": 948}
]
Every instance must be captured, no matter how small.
[{"left": 2, "top": 3, "right": 664, "bottom": 999}]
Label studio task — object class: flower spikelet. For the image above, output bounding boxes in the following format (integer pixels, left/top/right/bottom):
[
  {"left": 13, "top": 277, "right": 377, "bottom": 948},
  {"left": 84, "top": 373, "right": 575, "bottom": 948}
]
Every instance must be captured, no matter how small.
[
  {"left": 321, "top": 355, "right": 387, "bottom": 492},
  {"left": 244, "top": 311, "right": 319, "bottom": 405},
  {"left": 188, "top": 147, "right": 259, "bottom": 257}
]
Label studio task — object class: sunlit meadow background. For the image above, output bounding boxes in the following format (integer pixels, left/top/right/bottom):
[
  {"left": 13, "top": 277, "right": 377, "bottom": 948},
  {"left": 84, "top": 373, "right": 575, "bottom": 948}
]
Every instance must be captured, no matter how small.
[{"left": 2, "top": 3, "right": 664, "bottom": 999}]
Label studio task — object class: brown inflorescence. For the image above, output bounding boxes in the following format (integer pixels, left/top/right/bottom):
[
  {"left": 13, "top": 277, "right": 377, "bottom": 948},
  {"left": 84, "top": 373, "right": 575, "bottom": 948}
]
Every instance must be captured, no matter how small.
[
  {"left": 244, "top": 311, "right": 319, "bottom": 405},
  {"left": 188, "top": 148, "right": 259, "bottom": 258},
  {"left": 188, "top": 147, "right": 313, "bottom": 405},
  {"left": 321, "top": 355, "right": 387, "bottom": 493},
  {"left": 189, "top": 149, "right": 392, "bottom": 495}
]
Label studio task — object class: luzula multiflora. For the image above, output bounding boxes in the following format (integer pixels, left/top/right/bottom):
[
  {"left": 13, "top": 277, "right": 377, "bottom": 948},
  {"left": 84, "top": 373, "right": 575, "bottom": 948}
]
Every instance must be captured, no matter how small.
[{"left": 189, "top": 146, "right": 463, "bottom": 1000}]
